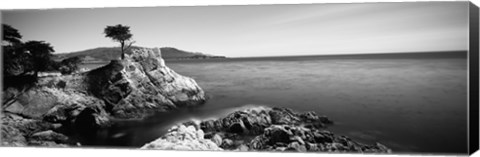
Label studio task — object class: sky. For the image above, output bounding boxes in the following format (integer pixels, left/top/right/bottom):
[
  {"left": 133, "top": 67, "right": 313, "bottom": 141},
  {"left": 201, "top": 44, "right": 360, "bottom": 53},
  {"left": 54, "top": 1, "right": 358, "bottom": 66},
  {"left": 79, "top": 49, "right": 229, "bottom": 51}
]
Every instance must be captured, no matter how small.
[{"left": 2, "top": 2, "right": 469, "bottom": 57}]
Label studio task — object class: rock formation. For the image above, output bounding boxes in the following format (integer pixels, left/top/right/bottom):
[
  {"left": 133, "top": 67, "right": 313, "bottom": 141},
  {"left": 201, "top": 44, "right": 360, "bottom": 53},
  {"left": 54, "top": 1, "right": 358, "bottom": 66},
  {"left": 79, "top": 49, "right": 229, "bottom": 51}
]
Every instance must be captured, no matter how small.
[
  {"left": 141, "top": 124, "right": 222, "bottom": 151},
  {"left": 143, "top": 107, "right": 391, "bottom": 153},
  {"left": 1, "top": 48, "right": 207, "bottom": 146}
]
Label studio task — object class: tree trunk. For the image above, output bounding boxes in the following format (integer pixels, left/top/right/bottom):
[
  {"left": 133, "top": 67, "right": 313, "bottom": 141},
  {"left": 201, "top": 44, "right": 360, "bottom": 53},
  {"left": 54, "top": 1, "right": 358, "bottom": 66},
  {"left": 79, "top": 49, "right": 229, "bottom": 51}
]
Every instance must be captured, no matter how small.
[{"left": 120, "top": 42, "right": 125, "bottom": 60}]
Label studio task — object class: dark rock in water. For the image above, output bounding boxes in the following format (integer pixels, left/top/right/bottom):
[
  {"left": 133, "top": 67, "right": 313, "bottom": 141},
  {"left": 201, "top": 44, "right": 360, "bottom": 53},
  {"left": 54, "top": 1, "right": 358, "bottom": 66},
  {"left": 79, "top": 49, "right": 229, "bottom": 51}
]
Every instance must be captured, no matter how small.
[
  {"left": 199, "top": 107, "right": 330, "bottom": 137},
  {"left": 269, "top": 107, "right": 298, "bottom": 124},
  {"left": 2, "top": 48, "right": 207, "bottom": 146},
  {"left": 228, "top": 122, "right": 245, "bottom": 134},
  {"left": 264, "top": 125, "right": 292, "bottom": 145},
  {"left": 165, "top": 107, "right": 391, "bottom": 153},
  {"left": 313, "top": 130, "right": 334, "bottom": 143},
  {"left": 252, "top": 124, "right": 390, "bottom": 153}
]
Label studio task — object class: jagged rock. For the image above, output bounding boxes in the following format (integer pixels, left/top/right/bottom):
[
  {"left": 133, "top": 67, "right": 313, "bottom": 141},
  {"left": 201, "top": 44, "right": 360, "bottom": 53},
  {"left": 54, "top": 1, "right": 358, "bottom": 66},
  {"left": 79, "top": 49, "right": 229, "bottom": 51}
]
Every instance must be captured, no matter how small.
[
  {"left": 291, "top": 136, "right": 305, "bottom": 145},
  {"left": 286, "top": 141, "right": 307, "bottom": 152},
  {"left": 199, "top": 107, "right": 330, "bottom": 136},
  {"left": 252, "top": 125, "right": 390, "bottom": 153},
  {"left": 250, "top": 135, "right": 267, "bottom": 150},
  {"left": 141, "top": 124, "right": 222, "bottom": 151},
  {"left": 178, "top": 107, "right": 390, "bottom": 153},
  {"left": 4, "top": 101, "right": 24, "bottom": 114},
  {"left": 3, "top": 87, "right": 20, "bottom": 102},
  {"left": 2, "top": 47, "right": 207, "bottom": 146},
  {"left": 264, "top": 125, "right": 292, "bottom": 145},
  {"left": 88, "top": 48, "right": 206, "bottom": 118},
  {"left": 228, "top": 122, "right": 245, "bottom": 133},
  {"left": 10, "top": 47, "right": 205, "bottom": 120},
  {"left": 306, "top": 143, "right": 321, "bottom": 151},
  {"left": 1, "top": 124, "right": 27, "bottom": 146},
  {"left": 1, "top": 113, "right": 68, "bottom": 147},
  {"left": 269, "top": 108, "right": 298, "bottom": 124}
]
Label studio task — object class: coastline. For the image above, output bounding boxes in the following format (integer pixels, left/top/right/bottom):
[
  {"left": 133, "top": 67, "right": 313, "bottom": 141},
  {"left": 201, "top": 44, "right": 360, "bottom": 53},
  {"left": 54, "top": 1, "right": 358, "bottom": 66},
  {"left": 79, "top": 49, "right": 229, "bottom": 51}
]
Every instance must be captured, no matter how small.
[
  {"left": 0, "top": 49, "right": 464, "bottom": 152},
  {"left": 141, "top": 106, "right": 391, "bottom": 153}
]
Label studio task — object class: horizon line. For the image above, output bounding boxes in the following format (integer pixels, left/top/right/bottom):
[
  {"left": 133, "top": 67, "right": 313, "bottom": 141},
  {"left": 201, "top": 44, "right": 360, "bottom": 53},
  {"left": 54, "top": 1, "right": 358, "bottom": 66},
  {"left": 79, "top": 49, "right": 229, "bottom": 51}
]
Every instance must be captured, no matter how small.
[{"left": 224, "top": 50, "right": 468, "bottom": 59}]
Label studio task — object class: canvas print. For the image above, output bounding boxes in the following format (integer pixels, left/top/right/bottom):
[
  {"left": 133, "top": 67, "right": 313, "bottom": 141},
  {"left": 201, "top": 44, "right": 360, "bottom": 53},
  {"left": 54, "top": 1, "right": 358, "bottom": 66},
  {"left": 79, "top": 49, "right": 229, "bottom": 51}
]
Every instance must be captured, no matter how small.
[{"left": 1, "top": 1, "right": 477, "bottom": 155}]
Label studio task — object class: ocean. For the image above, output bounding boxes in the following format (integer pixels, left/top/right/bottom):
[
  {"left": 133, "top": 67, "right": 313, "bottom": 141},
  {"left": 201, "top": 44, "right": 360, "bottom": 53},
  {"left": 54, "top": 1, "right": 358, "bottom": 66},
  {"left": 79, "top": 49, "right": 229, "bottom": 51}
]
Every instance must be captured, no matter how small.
[{"left": 82, "top": 51, "right": 468, "bottom": 154}]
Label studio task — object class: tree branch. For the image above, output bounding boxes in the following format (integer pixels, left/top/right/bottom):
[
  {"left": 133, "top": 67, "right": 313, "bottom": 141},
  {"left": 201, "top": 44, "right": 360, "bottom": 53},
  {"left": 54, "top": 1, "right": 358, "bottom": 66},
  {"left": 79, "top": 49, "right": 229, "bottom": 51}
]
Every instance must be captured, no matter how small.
[{"left": 125, "top": 41, "right": 135, "bottom": 51}]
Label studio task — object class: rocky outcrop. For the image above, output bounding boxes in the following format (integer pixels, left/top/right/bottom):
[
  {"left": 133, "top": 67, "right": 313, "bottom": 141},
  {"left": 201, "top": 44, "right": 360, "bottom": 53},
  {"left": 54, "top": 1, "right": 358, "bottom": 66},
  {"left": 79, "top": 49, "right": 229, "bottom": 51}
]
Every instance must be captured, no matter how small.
[
  {"left": 84, "top": 48, "right": 206, "bottom": 118},
  {"left": 197, "top": 107, "right": 333, "bottom": 136},
  {"left": 144, "top": 107, "right": 391, "bottom": 153},
  {"left": 1, "top": 47, "right": 207, "bottom": 146},
  {"left": 141, "top": 124, "right": 222, "bottom": 151},
  {"left": 249, "top": 124, "right": 391, "bottom": 152},
  {"left": 1, "top": 113, "right": 69, "bottom": 147}
]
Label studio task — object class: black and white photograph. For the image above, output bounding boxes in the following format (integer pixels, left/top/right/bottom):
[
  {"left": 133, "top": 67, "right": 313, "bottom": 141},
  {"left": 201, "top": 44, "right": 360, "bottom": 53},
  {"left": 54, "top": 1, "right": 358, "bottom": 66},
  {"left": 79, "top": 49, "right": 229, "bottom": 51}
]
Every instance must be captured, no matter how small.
[{"left": 1, "top": 1, "right": 478, "bottom": 156}]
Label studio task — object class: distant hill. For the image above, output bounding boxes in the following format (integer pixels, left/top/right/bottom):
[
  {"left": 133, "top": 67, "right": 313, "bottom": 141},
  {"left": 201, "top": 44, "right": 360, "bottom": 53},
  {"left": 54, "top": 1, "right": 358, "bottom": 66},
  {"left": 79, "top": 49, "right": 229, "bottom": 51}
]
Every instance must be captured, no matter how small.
[
  {"left": 55, "top": 46, "right": 225, "bottom": 62},
  {"left": 160, "top": 47, "right": 225, "bottom": 60}
]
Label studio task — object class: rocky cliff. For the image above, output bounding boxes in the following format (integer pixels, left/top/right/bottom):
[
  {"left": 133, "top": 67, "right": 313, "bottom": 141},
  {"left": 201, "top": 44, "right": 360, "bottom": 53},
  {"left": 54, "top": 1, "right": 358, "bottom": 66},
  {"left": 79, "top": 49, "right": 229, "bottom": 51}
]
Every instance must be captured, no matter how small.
[{"left": 1, "top": 48, "right": 206, "bottom": 146}]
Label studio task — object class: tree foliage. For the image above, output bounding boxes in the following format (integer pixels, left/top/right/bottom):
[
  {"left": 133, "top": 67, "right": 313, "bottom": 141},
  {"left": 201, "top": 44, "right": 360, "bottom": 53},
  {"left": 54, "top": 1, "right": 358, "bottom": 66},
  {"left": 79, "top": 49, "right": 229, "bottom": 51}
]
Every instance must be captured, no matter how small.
[
  {"left": 2, "top": 24, "right": 56, "bottom": 86},
  {"left": 2, "top": 24, "right": 22, "bottom": 45},
  {"left": 104, "top": 24, "right": 134, "bottom": 60},
  {"left": 58, "top": 56, "right": 83, "bottom": 74},
  {"left": 24, "top": 41, "right": 55, "bottom": 74}
]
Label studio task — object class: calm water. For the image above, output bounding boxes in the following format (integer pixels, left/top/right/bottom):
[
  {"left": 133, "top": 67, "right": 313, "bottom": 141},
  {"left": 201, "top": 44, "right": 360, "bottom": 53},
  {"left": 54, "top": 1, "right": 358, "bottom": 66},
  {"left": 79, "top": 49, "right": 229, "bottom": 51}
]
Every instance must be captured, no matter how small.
[{"left": 83, "top": 52, "right": 468, "bottom": 154}]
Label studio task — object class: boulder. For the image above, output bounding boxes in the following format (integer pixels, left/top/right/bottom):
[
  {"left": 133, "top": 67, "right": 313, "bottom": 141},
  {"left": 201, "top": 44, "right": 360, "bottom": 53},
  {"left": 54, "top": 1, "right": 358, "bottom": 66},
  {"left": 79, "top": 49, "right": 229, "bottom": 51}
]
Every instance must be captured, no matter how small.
[
  {"left": 211, "top": 134, "right": 223, "bottom": 146},
  {"left": 250, "top": 135, "right": 267, "bottom": 150},
  {"left": 264, "top": 125, "right": 292, "bottom": 145},
  {"left": 141, "top": 124, "right": 222, "bottom": 151},
  {"left": 228, "top": 122, "right": 245, "bottom": 133},
  {"left": 28, "top": 130, "right": 69, "bottom": 145},
  {"left": 220, "top": 138, "right": 234, "bottom": 148},
  {"left": 269, "top": 108, "right": 299, "bottom": 124},
  {"left": 237, "top": 144, "right": 249, "bottom": 151}
]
